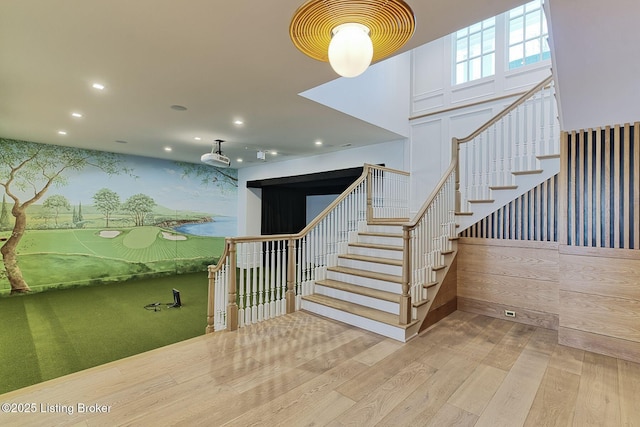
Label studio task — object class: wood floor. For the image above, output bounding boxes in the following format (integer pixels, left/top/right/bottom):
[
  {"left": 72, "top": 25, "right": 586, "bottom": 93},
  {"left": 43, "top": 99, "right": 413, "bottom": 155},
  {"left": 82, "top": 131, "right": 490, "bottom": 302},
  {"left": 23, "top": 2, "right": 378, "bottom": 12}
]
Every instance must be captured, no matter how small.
[{"left": 1, "top": 310, "right": 638, "bottom": 426}]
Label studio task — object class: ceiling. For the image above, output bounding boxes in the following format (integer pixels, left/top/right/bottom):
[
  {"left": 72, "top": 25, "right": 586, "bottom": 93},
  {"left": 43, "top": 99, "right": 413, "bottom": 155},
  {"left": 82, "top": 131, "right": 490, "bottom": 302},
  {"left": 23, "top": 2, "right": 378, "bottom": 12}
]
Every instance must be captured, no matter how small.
[{"left": 0, "top": 0, "right": 525, "bottom": 168}]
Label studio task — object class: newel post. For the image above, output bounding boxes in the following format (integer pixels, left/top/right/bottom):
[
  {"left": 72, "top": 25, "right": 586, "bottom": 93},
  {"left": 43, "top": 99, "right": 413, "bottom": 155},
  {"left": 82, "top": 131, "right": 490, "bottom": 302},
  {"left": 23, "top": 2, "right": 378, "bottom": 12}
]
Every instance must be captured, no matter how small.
[
  {"left": 205, "top": 265, "right": 216, "bottom": 333},
  {"left": 452, "top": 137, "right": 461, "bottom": 213},
  {"left": 227, "top": 241, "right": 238, "bottom": 331},
  {"left": 286, "top": 238, "right": 296, "bottom": 314},
  {"left": 366, "top": 165, "right": 373, "bottom": 222},
  {"left": 399, "top": 225, "right": 412, "bottom": 325}
]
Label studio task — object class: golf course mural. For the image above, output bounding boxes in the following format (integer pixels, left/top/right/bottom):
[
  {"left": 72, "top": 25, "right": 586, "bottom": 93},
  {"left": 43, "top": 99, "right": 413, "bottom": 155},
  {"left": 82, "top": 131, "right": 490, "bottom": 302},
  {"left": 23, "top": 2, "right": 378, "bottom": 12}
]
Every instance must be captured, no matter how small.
[{"left": 0, "top": 138, "right": 237, "bottom": 296}]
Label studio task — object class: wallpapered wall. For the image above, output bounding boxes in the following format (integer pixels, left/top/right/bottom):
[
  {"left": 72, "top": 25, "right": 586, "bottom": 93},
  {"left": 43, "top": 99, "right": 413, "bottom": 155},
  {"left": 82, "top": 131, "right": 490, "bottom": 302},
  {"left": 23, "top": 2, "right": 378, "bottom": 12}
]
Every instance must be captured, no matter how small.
[{"left": 0, "top": 138, "right": 238, "bottom": 295}]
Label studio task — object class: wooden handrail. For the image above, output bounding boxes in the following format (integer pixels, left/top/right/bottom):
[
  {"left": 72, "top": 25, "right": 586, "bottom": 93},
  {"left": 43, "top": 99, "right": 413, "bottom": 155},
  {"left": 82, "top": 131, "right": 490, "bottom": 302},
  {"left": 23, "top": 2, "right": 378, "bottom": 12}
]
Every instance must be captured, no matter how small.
[
  {"left": 457, "top": 75, "right": 553, "bottom": 144},
  {"left": 225, "top": 163, "right": 408, "bottom": 244}
]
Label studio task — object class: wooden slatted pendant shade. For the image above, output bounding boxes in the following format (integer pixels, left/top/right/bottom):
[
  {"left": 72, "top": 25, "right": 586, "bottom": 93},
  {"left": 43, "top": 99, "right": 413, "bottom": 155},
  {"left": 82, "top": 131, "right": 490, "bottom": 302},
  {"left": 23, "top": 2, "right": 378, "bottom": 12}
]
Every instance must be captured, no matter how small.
[{"left": 289, "top": 0, "right": 415, "bottom": 66}]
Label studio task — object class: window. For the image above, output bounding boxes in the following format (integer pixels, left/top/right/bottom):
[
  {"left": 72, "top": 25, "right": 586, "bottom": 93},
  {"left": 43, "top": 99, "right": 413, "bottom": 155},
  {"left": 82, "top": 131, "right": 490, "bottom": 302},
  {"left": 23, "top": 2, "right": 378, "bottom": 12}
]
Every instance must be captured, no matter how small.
[
  {"left": 453, "top": 18, "right": 496, "bottom": 85},
  {"left": 508, "top": 0, "right": 550, "bottom": 69}
]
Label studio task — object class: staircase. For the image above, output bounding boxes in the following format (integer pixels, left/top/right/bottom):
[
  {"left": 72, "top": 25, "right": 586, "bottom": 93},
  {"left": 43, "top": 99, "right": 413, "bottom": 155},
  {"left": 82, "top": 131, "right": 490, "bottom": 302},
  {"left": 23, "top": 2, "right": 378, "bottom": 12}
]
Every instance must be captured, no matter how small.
[
  {"left": 302, "top": 222, "right": 458, "bottom": 341},
  {"left": 206, "top": 75, "right": 559, "bottom": 342}
]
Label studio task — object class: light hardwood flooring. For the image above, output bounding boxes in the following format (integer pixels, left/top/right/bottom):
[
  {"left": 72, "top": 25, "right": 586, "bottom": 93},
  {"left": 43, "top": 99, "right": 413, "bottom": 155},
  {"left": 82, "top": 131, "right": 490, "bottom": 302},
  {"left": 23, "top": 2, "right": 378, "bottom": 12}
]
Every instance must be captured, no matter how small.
[{"left": 1, "top": 310, "right": 638, "bottom": 426}]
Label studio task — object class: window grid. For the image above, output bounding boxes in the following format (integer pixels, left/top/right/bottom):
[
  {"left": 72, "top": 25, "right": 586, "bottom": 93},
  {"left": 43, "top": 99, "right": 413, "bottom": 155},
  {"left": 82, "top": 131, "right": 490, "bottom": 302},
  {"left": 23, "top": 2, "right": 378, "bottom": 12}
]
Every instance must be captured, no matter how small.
[
  {"left": 508, "top": 0, "right": 550, "bottom": 70},
  {"left": 454, "top": 18, "right": 496, "bottom": 85}
]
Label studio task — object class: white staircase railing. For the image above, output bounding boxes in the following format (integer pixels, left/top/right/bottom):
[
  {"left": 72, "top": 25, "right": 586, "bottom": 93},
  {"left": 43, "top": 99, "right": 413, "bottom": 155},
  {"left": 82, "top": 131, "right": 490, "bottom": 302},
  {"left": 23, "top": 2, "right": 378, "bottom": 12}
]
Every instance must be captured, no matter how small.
[
  {"left": 206, "top": 165, "right": 409, "bottom": 333},
  {"left": 401, "top": 164, "right": 457, "bottom": 323},
  {"left": 207, "top": 75, "right": 559, "bottom": 334},
  {"left": 457, "top": 75, "right": 558, "bottom": 212}
]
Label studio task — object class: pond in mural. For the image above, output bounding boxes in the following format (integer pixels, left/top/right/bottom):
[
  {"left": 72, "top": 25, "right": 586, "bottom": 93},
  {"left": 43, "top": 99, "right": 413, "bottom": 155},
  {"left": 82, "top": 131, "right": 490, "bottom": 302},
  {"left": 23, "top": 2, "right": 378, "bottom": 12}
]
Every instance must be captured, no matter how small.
[{"left": 174, "top": 216, "right": 237, "bottom": 237}]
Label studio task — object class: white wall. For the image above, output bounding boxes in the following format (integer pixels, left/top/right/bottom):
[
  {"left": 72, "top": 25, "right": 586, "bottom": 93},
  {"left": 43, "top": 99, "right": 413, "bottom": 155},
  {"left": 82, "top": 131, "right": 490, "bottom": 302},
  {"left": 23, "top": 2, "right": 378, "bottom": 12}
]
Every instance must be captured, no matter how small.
[
  {"left": 237, "top": 139, "right": 408, "bottom": 235},
  {"left": 301, "top": 52, "right": 411, "bottom": 137}
]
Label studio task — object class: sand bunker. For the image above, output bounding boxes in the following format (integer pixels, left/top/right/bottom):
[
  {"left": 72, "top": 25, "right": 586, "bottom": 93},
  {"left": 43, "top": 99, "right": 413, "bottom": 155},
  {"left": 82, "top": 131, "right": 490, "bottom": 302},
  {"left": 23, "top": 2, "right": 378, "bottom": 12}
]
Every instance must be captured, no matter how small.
[
  {"left": 161, "top": 231, "right": 187, "bottom": 241},
  {"left": 99, "top": 230, "right": 121, "bottom": 238}
]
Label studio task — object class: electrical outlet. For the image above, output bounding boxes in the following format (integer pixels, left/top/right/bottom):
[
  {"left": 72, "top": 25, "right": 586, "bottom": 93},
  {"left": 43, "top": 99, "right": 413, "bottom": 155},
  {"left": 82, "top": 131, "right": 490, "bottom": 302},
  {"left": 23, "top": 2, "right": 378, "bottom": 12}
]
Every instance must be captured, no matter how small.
[{"left": 505, "top": 310, "right": 516, "bottom": 318}]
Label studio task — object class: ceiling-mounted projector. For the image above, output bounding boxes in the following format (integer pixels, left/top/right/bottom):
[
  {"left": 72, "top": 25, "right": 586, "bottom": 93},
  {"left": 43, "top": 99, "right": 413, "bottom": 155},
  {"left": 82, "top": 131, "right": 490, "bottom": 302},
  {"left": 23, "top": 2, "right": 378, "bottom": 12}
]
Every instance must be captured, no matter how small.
[{"left": 201, "top": 139, "right": 230, "bottom": 168}]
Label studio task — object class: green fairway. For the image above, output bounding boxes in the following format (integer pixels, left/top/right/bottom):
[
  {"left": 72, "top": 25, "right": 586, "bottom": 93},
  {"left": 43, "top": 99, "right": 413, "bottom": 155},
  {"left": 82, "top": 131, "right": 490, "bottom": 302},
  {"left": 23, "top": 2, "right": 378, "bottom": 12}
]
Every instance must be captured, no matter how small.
[
  {"left": 0, "top": 272, "right": 209, "bottom": 395},
  {"left": 0, "top": 228, "right": 225, "bottom": 294}
]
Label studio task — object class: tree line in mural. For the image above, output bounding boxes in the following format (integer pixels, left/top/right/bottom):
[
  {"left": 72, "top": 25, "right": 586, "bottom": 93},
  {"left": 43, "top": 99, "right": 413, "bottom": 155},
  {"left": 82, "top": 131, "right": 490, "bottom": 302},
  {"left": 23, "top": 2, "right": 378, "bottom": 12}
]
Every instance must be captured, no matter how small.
[{"left": 0, "top": 138, "right": 237, "bottom": 295}]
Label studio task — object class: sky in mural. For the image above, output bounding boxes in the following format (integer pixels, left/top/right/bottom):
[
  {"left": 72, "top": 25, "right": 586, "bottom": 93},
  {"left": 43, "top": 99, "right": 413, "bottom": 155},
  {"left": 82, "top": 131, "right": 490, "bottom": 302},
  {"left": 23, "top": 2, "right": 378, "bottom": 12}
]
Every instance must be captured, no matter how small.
[{"left": 10, "top": 155, "right": 237, "bottom": 217}]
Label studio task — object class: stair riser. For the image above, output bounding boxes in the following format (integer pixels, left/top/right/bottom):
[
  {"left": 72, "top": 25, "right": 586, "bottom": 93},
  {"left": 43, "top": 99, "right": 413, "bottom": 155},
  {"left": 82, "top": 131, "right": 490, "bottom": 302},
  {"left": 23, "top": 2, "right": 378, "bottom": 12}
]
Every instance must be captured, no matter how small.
[
  {"left": 364, "top": 224, "right": 405, "bottom": 234},
  {"left": 348, "top": 245, "right": 403, "bottom": 260},
  {"left": 301, "top": 299, "right": 409, "bottom": 342},
  {"left": 326, "top": 270, "right": 401, "bottom": 294},
  {"left": 314, "top": 284, "right": 399, "bottom": 315},
  {"left": 358, "top": 235, "right": 403, "bottom": 246},
  {"left": 337, "top": 258, "right": 402, "bottom": 276}
]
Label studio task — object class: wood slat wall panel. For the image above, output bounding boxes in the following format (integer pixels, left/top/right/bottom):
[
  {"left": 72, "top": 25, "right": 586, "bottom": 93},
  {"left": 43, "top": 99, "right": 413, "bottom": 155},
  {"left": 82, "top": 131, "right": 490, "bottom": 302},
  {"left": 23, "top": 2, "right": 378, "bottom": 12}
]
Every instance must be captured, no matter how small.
[
  {"left": 564, "top": 123, "right": 638, "bottom": 249},
  {"left": 559, "top": 252, "right": 640, "bottom": 300},
  {"left": 460, "top": 175, "right": 558, "bottom": 241},
  {"left": 560, "top": 290, "right": 640, "bottom": 342},
  {"left": 458, "top": 241, "right": 559, "bottom": 283},
  {"left": 458, "top": 270, "right": 558, "bottom": 313},
  {"left": 458, "top": 240, "right": 559, "bottom": 329}
]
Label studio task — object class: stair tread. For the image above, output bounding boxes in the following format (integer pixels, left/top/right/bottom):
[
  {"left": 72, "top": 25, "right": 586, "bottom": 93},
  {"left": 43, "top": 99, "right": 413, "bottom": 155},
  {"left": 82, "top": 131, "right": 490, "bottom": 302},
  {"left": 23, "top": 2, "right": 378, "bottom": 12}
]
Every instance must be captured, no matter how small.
[
  {"left": 303, "top": 294, "right": 418, "bottom": 329},
  {"left": 468, "top": 199, "right": 495, "bottom": 203},
  {"left": 512, "top": 169, "right": 543, "bottom": 175},
  {"left": 339, "top": 253, "right": 402, "bottom": 266},
  {"left": 489, "top": 185, "right": 518, "bottom": 190},
  {"left": 455, "top": 211, "right": 474, "bottom": 216},
  {"left": 315, "top": 279, "right": 399, "bottom": 302},
  {"left": 349, "top": 242, "right": 403, "bottom": 251},
  {"left": 537, "top": 154, "right": 560, "bottom": 160},
  {"left": 359, "top": 231, "right": 403, "bottom": 238},
  {"left": 328, "top": 266, "right": 403, "bottom": 284},
  {"left": 423, "top": 281, "right": 438, "bottom": 288}
]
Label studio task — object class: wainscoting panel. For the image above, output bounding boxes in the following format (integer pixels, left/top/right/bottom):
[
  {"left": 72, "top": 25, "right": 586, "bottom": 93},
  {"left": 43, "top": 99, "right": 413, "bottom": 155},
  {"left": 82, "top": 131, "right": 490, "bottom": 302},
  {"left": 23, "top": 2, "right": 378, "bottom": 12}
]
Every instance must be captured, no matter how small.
[
  {"left": 558, "top": 245, "right": 640, "bottom": 363},
  {"left": 457, "top": 238, "right": 559, "bottom": 329},
  {"left": 459, "top": 175, "right": 558, "bottom": 241}
]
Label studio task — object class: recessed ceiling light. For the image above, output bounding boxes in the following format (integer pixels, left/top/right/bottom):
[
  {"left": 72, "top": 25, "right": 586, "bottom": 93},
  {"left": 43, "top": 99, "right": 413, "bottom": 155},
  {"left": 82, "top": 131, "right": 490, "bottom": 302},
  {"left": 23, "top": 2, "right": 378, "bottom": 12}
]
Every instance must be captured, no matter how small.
[
  {"left": 92, "top": 83, "right": 105, "bottom": 90},
  {"left": 315, "top": 140, "right": 323, "bottom": 146},
  {"left": 164, "top": 147, "right": 172, "bottom": 152},
  {"left": 170, "top": 105, "right": 187, "bottom": 111},
  {"left": 194, "top": 137, "right": 201, "bottom": 141},
  {"left": 71, "top": 112, "right": 83, "bottom": 118},
  {"left": 234, "top": 119, "right": 244, "bottom": 125},
  {"left": 58, "top": 130, "right": 67, "bottom": 135},
  {"left": 237, "top": 158, "right": 243, "bottom": 163},
  {"left": 271, "top": 151, "right": 278, "bottom": 155}
]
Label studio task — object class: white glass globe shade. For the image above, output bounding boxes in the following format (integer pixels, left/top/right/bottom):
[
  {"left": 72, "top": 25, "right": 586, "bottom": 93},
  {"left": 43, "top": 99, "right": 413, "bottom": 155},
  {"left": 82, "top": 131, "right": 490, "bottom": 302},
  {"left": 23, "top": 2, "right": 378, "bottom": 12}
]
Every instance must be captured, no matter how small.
[{"left": 328, "top": 23, "right": 373, "bottom": 78}]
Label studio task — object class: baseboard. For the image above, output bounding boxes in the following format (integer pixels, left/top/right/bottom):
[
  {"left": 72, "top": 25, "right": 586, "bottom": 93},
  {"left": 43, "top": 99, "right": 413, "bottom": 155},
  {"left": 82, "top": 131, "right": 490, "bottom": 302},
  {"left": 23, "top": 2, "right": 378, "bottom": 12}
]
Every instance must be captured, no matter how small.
[
  {"left": 458, "top": 297, "right": 558, "bottom": 330},
  {"left": 558, "top": 327, "right": 640, "bottom": 364}
]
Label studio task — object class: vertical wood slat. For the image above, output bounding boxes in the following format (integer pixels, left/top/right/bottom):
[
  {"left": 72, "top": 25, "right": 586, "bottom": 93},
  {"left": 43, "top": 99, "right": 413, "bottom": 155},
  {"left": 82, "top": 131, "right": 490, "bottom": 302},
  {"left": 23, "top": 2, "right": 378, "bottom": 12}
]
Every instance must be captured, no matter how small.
[
  {"left": 614, "top": 124, "right": 621, "bottom": 249},
  {"left": 587, "top": 129, "right": 593, "bottom": 247},
  {"left": 559, "top": 131, "right": 568, "bottom": 245},
  {"left": 569, "top": 131, "right": 577, "bottom": 246},
  {"left": 595, "top": 128, "right": 602, "bottom": 247},
  {"left": 604, "top": 127, "right": 611, "bottom": 249},
  {"left": 577, "top": 130, "right": 584, "bottom": 246},
  {"left": 635, "top": 123, "right": 639, "bottom": 249},
  {"left": 623, "top": 123, "right": 630, "bottom": 249}
]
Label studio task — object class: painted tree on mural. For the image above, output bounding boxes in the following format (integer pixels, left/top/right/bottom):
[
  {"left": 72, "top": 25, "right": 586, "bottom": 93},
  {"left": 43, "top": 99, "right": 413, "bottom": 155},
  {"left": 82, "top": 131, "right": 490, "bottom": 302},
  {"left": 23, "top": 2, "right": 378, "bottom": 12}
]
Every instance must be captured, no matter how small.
[
  {"left": 177, "top": 162, "right": 238, "bottom": 190},
  {"left": 92, "top": 188, "right": 121, "bottom": 228},
  {"left": 0, "top": 138, "right": 128, "bottom": 294},
  {"left": 122, "top": 193, "right": 156, "bottom": 226},
  {"left": 42, "top": 194, "right": 70, "bottom": 227},
  {"left": 0, "top": 194, "right": 10, "bottom": 230}
]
